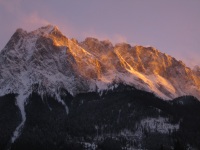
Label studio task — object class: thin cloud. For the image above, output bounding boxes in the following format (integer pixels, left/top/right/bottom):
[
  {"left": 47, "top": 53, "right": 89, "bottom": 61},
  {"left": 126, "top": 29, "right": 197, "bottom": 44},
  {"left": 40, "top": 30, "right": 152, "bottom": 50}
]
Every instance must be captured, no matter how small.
[
  {"left": 80, "top": 29, "right": 127, "bottom": 44},
  {"left": 112, "top": 34, "right": 127, "bottom": 43},
  {"left": 0, "top": 0, "right": 50, "bottom": 32},
  {"left": 20, "top": 12, "right": 50, "bottom": 31},
  {"left": 0, "top": 0, "right": 22, "bottom": 13}
]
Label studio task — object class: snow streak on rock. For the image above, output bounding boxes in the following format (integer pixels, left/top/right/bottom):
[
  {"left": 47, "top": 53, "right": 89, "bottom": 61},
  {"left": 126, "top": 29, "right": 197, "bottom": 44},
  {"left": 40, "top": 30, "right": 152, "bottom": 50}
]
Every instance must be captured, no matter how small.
[
  {"left": 55, "top": 93, "right": 69, "bottom": 114},
  {"left": 11, "top": 92, "right": 29, "bottom": 143}
]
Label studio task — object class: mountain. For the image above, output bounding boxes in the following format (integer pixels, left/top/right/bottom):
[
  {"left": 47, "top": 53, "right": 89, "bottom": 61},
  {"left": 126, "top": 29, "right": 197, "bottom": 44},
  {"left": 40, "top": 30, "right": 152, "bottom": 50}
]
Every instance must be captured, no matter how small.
[
  {"left": 1, "top": 25, "right": 200, "bottom": 150},
  {"left": 1, "top": 25, "right": 200, "bottom": 101}
]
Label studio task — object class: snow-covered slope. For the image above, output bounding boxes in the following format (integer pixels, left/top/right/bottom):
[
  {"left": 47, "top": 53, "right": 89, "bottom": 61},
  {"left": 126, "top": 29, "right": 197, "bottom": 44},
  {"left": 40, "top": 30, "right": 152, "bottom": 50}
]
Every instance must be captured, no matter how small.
[{"left": 1, "top": 25, "right": 200, "bottom": 100}]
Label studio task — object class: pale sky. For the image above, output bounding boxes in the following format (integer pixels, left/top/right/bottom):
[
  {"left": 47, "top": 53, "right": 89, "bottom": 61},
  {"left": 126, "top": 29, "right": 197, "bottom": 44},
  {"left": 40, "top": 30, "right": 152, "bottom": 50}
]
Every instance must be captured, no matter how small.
[{"left": 0, "top": 0, "right": 200, "bottom": 67}]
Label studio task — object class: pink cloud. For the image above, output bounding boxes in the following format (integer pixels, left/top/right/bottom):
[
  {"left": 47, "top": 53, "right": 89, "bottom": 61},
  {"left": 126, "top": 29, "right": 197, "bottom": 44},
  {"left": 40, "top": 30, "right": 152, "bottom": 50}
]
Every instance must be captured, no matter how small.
[
  {"left": 20, "top": 12, "right": 50, "bottom": 31},
  {"left": 0, "top": 0, "right": 22, "bottom": 13},
  {"left": 80, "top": 29, "right": 127, "bottom": 44},
  {"left": 112, "top": 34, "right": 127, "bottom": 43}
]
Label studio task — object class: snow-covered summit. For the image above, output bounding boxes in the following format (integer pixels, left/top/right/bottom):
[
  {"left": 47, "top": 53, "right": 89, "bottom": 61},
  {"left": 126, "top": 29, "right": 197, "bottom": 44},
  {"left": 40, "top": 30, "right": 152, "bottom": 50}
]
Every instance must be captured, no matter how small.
[{"left": 1, "top": 25, "right": 200, "bottom": 100}]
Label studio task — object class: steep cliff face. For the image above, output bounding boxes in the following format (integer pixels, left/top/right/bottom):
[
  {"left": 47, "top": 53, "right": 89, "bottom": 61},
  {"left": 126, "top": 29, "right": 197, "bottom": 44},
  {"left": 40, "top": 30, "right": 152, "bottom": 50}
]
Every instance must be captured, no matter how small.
[
  {"left": 80, "top": 37, "right": 200, "bottom": 100},
  {"left": 0, "top": 25, "right": 200, "bottom": 100},
  {"left": 112, "top": 44, "right": 200, "bottom": 99}
]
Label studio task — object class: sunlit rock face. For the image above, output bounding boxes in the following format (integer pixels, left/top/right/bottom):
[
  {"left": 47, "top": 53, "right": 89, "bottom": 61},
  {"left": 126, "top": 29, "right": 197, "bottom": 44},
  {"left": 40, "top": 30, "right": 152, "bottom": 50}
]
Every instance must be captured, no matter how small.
[{"left": 0, "top": 25, "right": 200, "bottom": 100}]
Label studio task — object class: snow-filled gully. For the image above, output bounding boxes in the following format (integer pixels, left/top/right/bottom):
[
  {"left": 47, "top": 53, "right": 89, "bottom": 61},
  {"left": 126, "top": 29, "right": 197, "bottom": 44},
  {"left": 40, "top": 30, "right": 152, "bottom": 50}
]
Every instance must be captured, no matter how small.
[
  {"left": 55, "top": 93, "right": 69, "bottom": 114},
  {"left": 9, "top": 92, "right": 69, "bottom": 149},
  {"left": 11, "top": 93, "right": 28, "bottom": 144}
]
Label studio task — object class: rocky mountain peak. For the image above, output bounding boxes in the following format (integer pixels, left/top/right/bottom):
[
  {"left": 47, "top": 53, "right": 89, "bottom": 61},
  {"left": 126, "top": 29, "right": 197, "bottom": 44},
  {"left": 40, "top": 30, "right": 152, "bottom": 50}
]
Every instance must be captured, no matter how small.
[
  {"left": 30, "top": 25, "right": 59, "bottom": 35},
  {"left": 15, "top": 28, "right": 27, "bottom": 35}
]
